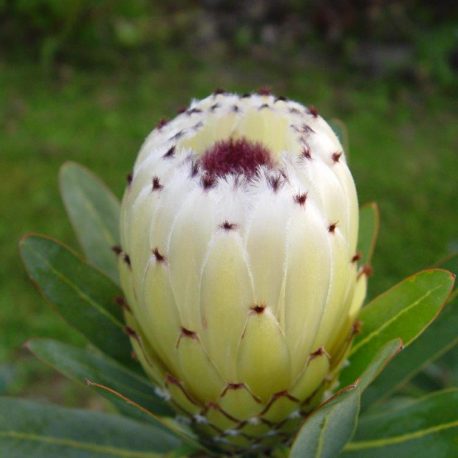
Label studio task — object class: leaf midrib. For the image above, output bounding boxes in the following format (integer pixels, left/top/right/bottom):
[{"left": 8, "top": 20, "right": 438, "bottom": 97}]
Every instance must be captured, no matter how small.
[
  {"left": 70, "top": 184, "right": 118, "bottom": 251},
  {"left": 344, "top": 420, "right": 458, "bottom": 450},
  {"left": 30, "top": 244, "right": 123, "bottom": 328},
  {"left": 351, "top": 284, "right": 441, "bottom": 355}
]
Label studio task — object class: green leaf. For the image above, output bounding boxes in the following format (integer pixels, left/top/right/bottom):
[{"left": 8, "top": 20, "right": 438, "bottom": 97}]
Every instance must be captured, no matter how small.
[
  {"left": 363, "top": 298, "right": 458, "bottom": 408},
  {"left": 0, "top": 397, "right": 180, "bottom": 458},
  {"left": 340, "top": 269, "right": 454, "bottom": 387},
  {"left": 342, "top": 389, "right": 458, "bottom": 458},
  {"left": 290, "top": 340, "right": 402, "bottom": 458},
  {"left": 20, "top": 234, "right": 133, "bottom": 367},
  {"left": 59, "top": 162, "right": 120, "bottom": 284},
  {"left": 357, "top": 203, "right": 379, "bottom": 266},
  {"left": 27, "top": 339, "right": 174, "bottom": 419}
]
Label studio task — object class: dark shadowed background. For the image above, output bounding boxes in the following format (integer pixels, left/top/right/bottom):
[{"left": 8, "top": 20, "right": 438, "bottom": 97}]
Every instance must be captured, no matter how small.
[{"left": 1, "top": 0, "right": 457, "bottom": 406}]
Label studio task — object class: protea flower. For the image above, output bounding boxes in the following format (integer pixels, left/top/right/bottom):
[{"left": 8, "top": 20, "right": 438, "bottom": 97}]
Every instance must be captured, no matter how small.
[{"left": 118, "top": 90, "right": 366, "bottom": 452}]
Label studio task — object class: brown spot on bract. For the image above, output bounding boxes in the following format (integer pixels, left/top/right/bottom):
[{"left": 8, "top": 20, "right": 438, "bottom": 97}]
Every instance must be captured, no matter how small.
[
  {"left": 115, "top": 296, "right": 131, "bottom": 312},
  {"left": 257, "top": 86, "right": 271, "bottom": 96},
  {"left": 180, "top": 327, "right": 197, "bottom": 338},
  {"left": 152, "top": 247, "right": 166, "bottom": 263},
  {"left": 176, "top": 106, "right": 187, "bottom": 114},
  {"left": 351, "top": 253, "right": 361, "bottom": 263},
  {"left": 112, "top": 245, "right": 122, "bottom": 256},
  {"left": 163, "top": 146, "right": 175, "bottom": 159},
  {"left": 123, "top": 253, "right": 131, "bottom": 267},
  {"left": 220, "top": 221, "right": 237, "bottom": 231},
  {"left": 310, "top": 347, "right": 330, "bottom": 359},
  {"left": 258, "top": 103, "right": 270, "bottom": 110},
  {"left": 294, "top": 192, "right": 307, "bottom": 206},
  {"left": 275, "top": 95, "right": 287, "bottom": 102},
  {"left": 308, "top": 105, "right": 319, "bottom": 118},
  {"left": 352, "top": 320, "right": 362, "bottom": 336},
  {"left": 201, "top": 174, "right": 216, "bottom": 190},
  {"left": 328, "top": 222, "right": 337, "bottom": 233},
  {"left": 302, "top": 147, "right": 312, "bottom": 160},
  {"left": 126, "top": 173, "right": 133, "bottom": 185},
  {"left": 213, "top": 88, "right": 226, "bottom": 95},
  {"left": 268, "top": 174, "right": 283, "bottom": 192},
  {"left": 152, "top": 176, "right": 163, "bottom": 191},
  {"left": 332, "top": 152, "right": 342, "bottom": 163},
  {"left": 361, "top": 264, "right": 373, "bottom": 277},
  {"left": 156, "top": 118, "right": 168, "bottom": 129},
  {"left": 124, "top": 326, "right": 137, "bottom": 338},
  {"left": 232, "top": 105, "right": 240, "bottom": 112},
  {"left": 250, "top": 304, "right": 266, "bottom": 314},
  {"left": 210, "top": 103, "right": 220, "bottom": 112}
]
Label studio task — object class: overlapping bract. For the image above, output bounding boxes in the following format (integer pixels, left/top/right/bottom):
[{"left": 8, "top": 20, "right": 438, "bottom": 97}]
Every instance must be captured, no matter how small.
[{"left": 118, "top": 92, "right": 366, "bottom": 451}]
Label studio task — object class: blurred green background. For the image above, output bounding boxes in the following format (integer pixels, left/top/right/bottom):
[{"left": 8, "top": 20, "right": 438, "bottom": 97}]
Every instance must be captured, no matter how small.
[{"left": 1, "top": 1, "right": 457, "bottom": 405}]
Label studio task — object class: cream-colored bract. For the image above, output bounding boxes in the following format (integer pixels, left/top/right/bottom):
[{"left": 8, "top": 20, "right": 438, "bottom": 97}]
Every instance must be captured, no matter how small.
[{"left": 118, "top": 91, "right": 365, "bottom": 452}]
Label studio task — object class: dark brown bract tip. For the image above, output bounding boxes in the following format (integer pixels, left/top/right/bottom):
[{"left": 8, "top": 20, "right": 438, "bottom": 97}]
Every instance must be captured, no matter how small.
[
  {"left": 163, "top": 146, "right": 175, "bottom": 159},
  {"left": 201, "top": 174, "right": 216, "bottom": 190},
  {"left": 152, "top": 176, "right": 163, "bottom": 191},
  {"left": 332, "top": 152, "right": 342, "bottom": 163},
  {"left": 180, "top": 327, "right": 197, "bottom": 338},
  {"left": 294, "top": 192, "right": 308, "bottom": 206},
  {"left": 250, "top": 304, "right": 266, "bottom": 314},
  {"left": 152, "top": 247, "right": 166, "bottom": 263},
  {"left": 302, "top": 147, "right": 312, "bottom": 160},
  {"left": 351, "top": 253, "right": 362, "bottom": 263},
  {"left": 220, "top": 221, "right": 237, "bottom": 231},
  {"left": 126, "top": 173, "right": 133, "bottom": 185},
  {"left": 124, "top": 326, "right": 137, "bottom": 338},
  {"left": 112, "top": 245, "right": 122, "bottom": 255},
  {"left": 123, "top": 253, "right": 131, "bottom": 267},
  {"left": 156, "top": 118, "right": 168, "bottom": 129},
  {"left": 257, "top": 86, "right": 272, "bottom": 96},
  {"left": 308, "top": 105, "right": 319, "bottom": 118},
  {"left": 268, "top": 173, "right": 284, "bottom": 192}
]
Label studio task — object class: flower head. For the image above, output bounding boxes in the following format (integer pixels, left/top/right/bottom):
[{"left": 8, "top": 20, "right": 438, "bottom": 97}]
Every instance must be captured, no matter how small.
[{"left": 118, "top": 91, "right": 366, "bottom": 452}]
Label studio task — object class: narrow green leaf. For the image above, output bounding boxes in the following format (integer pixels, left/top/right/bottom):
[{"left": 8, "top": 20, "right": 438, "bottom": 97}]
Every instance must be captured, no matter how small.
[
  {"left": 342, "top": 389, "right": 458, "bottom": 458},
  {"left": 357, "top": 203, "right": 379, "bottom": 266},
  {"left": 27, "top": 339, "right": 174, "bottom": 419},
  {"left": 0, "top": 397, "right": 180, "bottom": 458},
  {"left": 59, "top": 162, "right": 120, "bottom": 284},
  {"left": 340, "top": 269, "right": 454, "bottom": 387},
  {"left": 363, "top": 298, "right": 458, "bottom": 408},
  {"left": 290, "top": 340, "right": 402, "bottom": 458},
  {"left": 20, "top": 235, "right": 133, "bottom": 367}
]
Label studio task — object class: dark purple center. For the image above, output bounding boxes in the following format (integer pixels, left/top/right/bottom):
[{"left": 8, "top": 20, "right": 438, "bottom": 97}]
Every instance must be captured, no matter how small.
[{"left": 201, "top": 138, "right": 273, "bottom": 178}]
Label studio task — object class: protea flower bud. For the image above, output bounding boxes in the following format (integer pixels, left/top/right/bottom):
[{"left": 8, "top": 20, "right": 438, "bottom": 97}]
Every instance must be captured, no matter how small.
[{"left": 118, "top": 91, "right": 366, "bottom": 452}]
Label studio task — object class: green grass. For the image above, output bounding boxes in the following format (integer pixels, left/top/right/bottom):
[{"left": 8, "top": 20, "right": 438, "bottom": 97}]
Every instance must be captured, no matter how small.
[{"left": 0, "top": 56, "right": 456, "bottom": 401}]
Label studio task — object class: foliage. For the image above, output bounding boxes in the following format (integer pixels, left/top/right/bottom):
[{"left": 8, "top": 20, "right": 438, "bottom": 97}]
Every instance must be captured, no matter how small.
[
  {"left": 1, "top": 1, "right": 457, "bottom": 87},
  {"left": 2, "top": 157, "right": 455, "bottom": 455}
]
